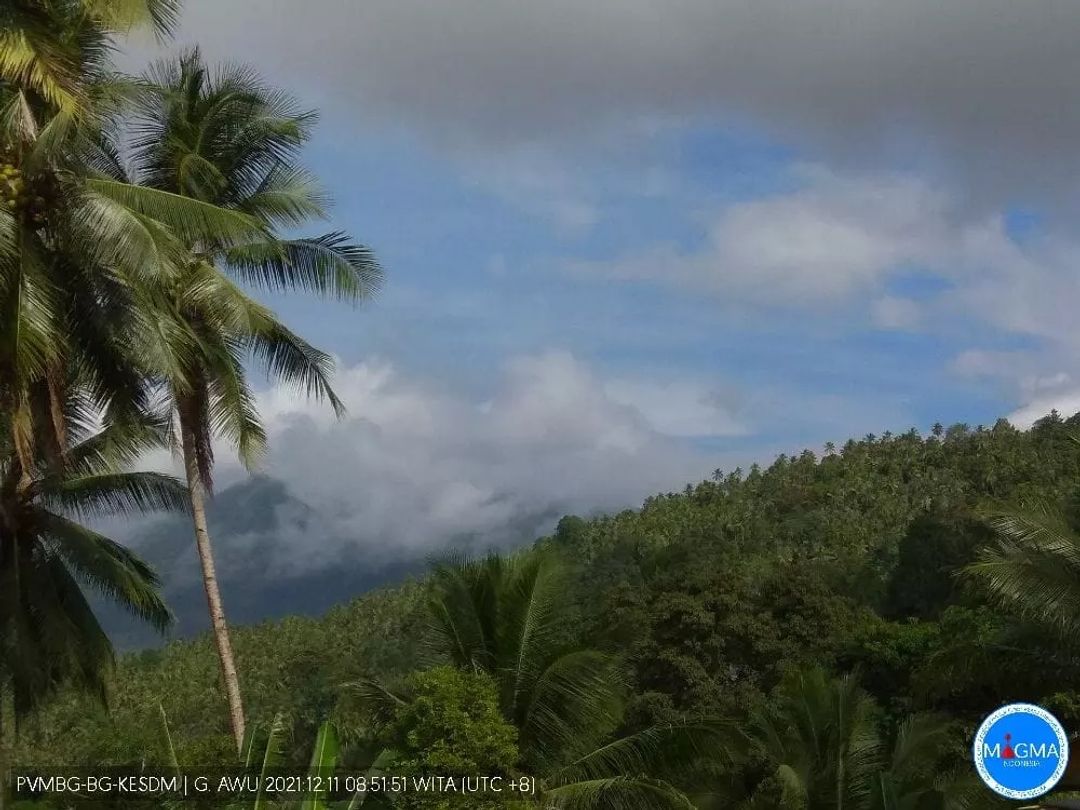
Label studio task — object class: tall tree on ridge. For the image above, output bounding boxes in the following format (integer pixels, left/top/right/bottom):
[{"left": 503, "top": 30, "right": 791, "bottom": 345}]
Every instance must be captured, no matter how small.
[{"left": 111, "top": 49, "right": 381, "bottom": 751}]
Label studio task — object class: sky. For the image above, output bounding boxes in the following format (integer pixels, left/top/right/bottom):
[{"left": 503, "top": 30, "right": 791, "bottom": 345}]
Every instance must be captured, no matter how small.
[{"left": 116, "top": 0, "right": 1080, "bottom": 575}]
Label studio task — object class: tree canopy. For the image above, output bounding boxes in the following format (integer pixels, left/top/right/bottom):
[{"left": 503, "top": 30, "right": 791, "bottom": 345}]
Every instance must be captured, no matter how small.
[{"left": 15, "top": 413, "right": 1080, "bottom": 806}]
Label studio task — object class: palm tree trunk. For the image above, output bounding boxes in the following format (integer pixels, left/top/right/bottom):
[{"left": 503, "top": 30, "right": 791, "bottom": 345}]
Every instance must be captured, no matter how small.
[
  {"left": 0, "top": 682, "right": 10, "bottom": 810},
  {"left": 178, "top": 411, "right": 246, "bottom": 753}
]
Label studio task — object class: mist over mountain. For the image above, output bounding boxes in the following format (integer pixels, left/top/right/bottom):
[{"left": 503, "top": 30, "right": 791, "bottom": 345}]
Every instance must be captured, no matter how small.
[{"left": 101, "top": 475, "right": 562, "bottom": 648}]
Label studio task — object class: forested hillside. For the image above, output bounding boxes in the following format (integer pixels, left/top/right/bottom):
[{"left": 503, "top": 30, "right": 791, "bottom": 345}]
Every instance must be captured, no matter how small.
[
  {"left": 8, "top": 1, "right": 1080, "bottom": 807},
  {"left": 14, "top": 412, "right": 1080, "bottom": 805}
]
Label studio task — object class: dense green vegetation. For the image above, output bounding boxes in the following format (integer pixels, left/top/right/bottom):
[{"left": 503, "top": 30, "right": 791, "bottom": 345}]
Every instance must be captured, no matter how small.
[
  {"left": 5, "top": 1, "right": 1080, "bottom": 808},
  {"left": 10, "top": 413, "right": 1080, "bottom": 806},
  {"left": 1, "top": 0, "right": 378, "bottom": 760}
]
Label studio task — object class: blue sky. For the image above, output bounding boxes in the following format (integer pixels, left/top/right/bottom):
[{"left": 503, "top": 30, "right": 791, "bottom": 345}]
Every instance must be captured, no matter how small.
[
  {"left": 273, "top": 123, "right": 1032, "bottom": 441},
  {"left": 123, "top": 0, "right": 1080, "bottom": 567}
]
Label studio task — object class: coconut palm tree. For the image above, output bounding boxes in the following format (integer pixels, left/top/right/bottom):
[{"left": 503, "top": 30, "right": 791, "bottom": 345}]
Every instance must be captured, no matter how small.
[
  {"left": 424, "top": 552, "right": 624, "bottom": 773},
  {"left": 956, "top": 506, "right": 1080, "bottom": 802},
  {"left": 1, "top": 3, "right": 266, "bottom": 481},
  {"left": 0, "top": 145, "right": 262, "bottom": 480},
  {"left": 1, "top": 0, "right": 179, "bottom": 119},
  {"left": 127, "top": 257, "right": 348, "bottom": 753},
  {"left": 105, "top": 49, "right": 381, "bottom": 752},
  {"left": 0, "top": 389, "right": 185, "bottom": 719},
  {"left": 356, "top": 551, "right": 713, "bottom": 808},
  {"left": 126, "top": 49, "right": 380, "bottom": 304},
  {"left": 723, "top": 667, "right": 986, "bottom": 810}
]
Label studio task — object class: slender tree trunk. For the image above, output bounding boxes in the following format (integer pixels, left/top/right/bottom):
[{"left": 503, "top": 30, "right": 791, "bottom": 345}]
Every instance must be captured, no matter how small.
[
  {"left": 0, "top": 681, "right": 11, "bottom": 810},
  {"left": 178, "top": 413, "right": 246, "bottom": 753},
  {"left": 0, "top": 689, "right": 5, "bottom": 810}
]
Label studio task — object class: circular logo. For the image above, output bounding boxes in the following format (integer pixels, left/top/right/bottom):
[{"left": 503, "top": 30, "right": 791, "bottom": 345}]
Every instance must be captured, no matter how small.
[{"left": 974, "top": 703, "right": 1069, "bottom": 800}]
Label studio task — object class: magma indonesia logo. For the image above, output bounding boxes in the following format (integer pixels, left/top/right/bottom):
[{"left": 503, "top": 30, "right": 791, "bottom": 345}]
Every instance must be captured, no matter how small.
[{"left": 974, "top": 703, "right": 1069, "bottom": 800}]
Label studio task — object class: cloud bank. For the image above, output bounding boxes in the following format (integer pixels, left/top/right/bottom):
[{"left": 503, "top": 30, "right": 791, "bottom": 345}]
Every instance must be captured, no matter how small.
[
  {"left": 134, "top": 352, "right": 737, "bottom": 577},
  {"left": 169, "top": 0, "right": 1080, "bottom": 205}
]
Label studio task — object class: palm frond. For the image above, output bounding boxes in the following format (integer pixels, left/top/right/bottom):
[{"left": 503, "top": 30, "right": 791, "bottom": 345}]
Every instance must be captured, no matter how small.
[
  {"left": 554, "top": 725, "right": 721, "bottom": 786},
  {"left": 300, "top": 723, "right": 340, "bottom": 810},
  {"left": 84, "top": 178, "right": 265, "bottom": 245},
  {"left": 426, "top": 552, "right": 505, "bottom": 670},
  {"left": 0, "top": 11, "right": 83, "bottom": 116},
  {"left": 345, "top": 677, "right": 408, "bottom": 729},
  {"left": 250, "top": 714, "right": 289, "bottom": 810},
  {"left": 965, "top": 505, "right": 1080, "bottom": 633},
  {"left": 520, "top": 649, "right": 623, "bottom": 768},
  {"left": 205, "top": 338, "right": 268, "bottom": 469},
  {"left": 64, "top": 410, "right": 172, "bottom": 475},
  {"left": 80, "top": 0, "right": 181, "bottom": 36},
  {"left": 248, "top": 322, "right": 344, "bottom": 416},
  {"left": 39, "top": 513, "right": 173, "bottom": 632},
  {"left": 225, "top": 232, "right": 382, "bottom": 301},
  {"left": 37, "top": 470, "right": 189, "bottom": 519},
  {"left": 1, "top": 89, "right": 40, "bottom": 142},
  {"left": 12, "top": 551, "right": 116, "bottom": 711},
  {"left": 66, "top": 187, "right": 183, "bottom": 278},
  {"left": 886, "top": 714, "right": 953, "bottom": 783},
  {"left": 1, "top": 225, "right": 65, "bottom": 381},
  {"left": 234, "top": 165, "right": 326, "bottom": 226}
]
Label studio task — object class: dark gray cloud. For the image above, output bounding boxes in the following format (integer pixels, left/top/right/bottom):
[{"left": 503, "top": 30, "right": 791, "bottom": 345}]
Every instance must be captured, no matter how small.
[{"left": 154, "top": 0, "right": 1080, "bottom": 205}]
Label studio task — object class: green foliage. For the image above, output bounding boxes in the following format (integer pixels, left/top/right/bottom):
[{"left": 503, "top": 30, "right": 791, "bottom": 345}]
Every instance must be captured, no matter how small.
[
  {"left": 425, "top": 552, "right": 623, "bottom": 771},
  {"left": 0, "top": 0, "right": 178, "bottom": 119},
  {"left": 13, "top": 584, "right": 427, "bottom": 767},
  {"left": 601, "top": 541, "right": 875, "bottom": 725},
  {"left": 966, "top": 501, "right": 1080, "bottom": 634},
  {"left": 0, "top": 401, "right": 181, "bottom": 717},
  {"left": 723, "top": 667, "right": 977, "bottom": 810},
  {"left": 417, "top": 552, "right": 714, "bottom": 809},
  {"left": 383, "top": 667, "right": 519, "bottom": 809},
  {"left": 548, "top": 417, "right": 1080, "bottom": 730},
  {"left": 13, "top": 392, "right": 1080, "bottom": 806},
  {"left": 884, "top": 512, "right": 992, "bottom": 620}
]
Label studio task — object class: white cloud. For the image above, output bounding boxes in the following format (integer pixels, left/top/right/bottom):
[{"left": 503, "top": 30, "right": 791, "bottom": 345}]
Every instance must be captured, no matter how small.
[
  {"left": 603, "top": 378, "right": 748, "bottom": 438},
  {"left": 535, "top": 159, "right": 1080, "bottom": 429},
  {"left": 952, "top": 351, "right": 1080, "bottom": 423},
  {"left": 713, "top": 169, "right": 950, "bottom": 294},
  {"left": 460, "top": 150, "right": 602, "bottom": 232},
  {"left": 120, "top": 348, "right": 926, "bottom": 583},
  {"left": 181, "top": 351, "right": 736, "bottom": 573},
  {"left": 952, "top": 342, "right": 1080, "bottom": 428},
  {"left": 562, "top": 163, "right": 1080, "bottom": 347},
  {"left": 569, "top": 167, "right": 960, "bottom": 306},
  {"left": 939, "top": 226, "right": 1080, "bottom": 426},
  {"left": 950, "top": 350, "right": 1033, "bottom": 381},
  {"left": 943, "top": 234, "right": 1080, "bottom": 353},
  {"left": 871, "top": 296, "right": 922, "bottom": 330},
  {"left": 1009, "top": 391, "right": 1080, "bottom": 429}
]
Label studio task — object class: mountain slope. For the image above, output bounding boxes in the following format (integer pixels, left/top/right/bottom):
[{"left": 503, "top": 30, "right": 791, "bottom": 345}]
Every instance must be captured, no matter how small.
[{"left": 18, "top": 411, "right": 1080, "bottom": 768}]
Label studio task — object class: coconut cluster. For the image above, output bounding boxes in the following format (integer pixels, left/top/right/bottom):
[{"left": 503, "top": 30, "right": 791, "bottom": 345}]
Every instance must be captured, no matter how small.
[{"left": 2, "top": 158, "right": 54, "bottom": 226}]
